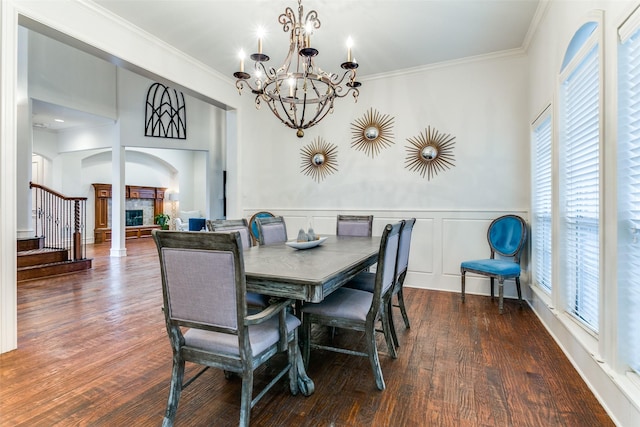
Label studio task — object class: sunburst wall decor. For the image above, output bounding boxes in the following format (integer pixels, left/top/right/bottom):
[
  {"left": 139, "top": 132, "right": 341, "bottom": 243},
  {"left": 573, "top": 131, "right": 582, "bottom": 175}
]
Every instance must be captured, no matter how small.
[
  {"left": 350, "top": 108, "right": 395, "bottom": 157},
  {"left": 300, "top": 137, "right": 339, "bottom": 182},
  {"left": 405, "top": 126, "right": 456, "bottom": 180}
]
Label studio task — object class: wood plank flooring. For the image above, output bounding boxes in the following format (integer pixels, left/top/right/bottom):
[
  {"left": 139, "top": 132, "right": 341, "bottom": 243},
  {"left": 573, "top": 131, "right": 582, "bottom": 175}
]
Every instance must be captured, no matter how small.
[{"left": 0, "top": 238, "right": 614, "bottom": 426}]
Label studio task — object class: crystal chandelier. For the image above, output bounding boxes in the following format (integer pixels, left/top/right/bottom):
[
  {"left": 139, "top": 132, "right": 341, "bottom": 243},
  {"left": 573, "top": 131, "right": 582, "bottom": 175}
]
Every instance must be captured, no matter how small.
[{"left": 233, "top": 0, "right": 361, "bottom": 138}]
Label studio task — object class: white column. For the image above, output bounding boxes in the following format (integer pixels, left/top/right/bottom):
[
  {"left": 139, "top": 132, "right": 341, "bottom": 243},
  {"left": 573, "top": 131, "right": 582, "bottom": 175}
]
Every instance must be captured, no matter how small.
[
  {"left": 16, "top": 26, "right": 33, "bottom": 239},
  {"left": 110, "top": 124, "right": 126, "bottom": 257}
]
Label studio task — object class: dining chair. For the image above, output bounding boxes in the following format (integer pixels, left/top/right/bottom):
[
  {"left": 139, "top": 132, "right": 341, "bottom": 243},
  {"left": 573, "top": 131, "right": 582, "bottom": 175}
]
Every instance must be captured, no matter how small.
[
  {"left": 207, "top": 218, "right": 268, "bottom": 308},
  {"left": 460, "top": 214, "right": 527, "bottom": 314},
  {"left": 344, "top": 218, "right": 416, "bottom": 349},
  {"left": 256, "top": 215, "right": 288, "bottom": 245},
  {"left": 248, "top": 211, "right": 275, "bottom": 245},
  {"left": 300, "top": 221, "right": 402, "bottom": 391},
  {"left": 336, "top": 214, "right": 374, "bottom": 237},
  {"left": 152, "top": 230, "right": 300, "bottom": 427}
]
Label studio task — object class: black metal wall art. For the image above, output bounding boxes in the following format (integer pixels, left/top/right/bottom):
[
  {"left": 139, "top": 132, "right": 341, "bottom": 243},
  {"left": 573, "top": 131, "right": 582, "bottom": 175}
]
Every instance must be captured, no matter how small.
[
  {"left": 405, "top": 126, "right": 456, "bottom": 180},
  {"left": 145, "top": 83, "right": 187, "bottom": 139},
  {"left": 300, "top": 137, "right": 339, "bottom": 182}
]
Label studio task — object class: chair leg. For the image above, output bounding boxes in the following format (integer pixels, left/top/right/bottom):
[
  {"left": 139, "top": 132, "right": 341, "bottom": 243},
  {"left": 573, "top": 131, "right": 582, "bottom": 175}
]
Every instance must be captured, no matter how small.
[
  {"left": 490, "top": 277, "right": 495, "bottom": 299},
  {"left": 239, "top": 371, "right": 254, "bottom": 427},
  {"left": 387, "top": 297, "right": 400, "bottom": 349},
  {"left": 366, "top": 325, "right": 385, "bottom": 391},
  {"left": 162, "top": 355, "right": 185, "bottom": 427},
  {"left": 498, "top": 279, "right": 504, "bottom": 314},
  {"left": 397, "top": 288, "right": 411, "bottom": 329},
  {"left": 302, "top": 316, "right": 312, "bottom": 369},
  {"left": 381, "top": 301, "right": 397, "bottom": 358},
  {"left": 516, "top": 276, "right": 523, "bottom": 305},
  {"left": 461, "top": 270, "right": 466, "bottom": 302}
]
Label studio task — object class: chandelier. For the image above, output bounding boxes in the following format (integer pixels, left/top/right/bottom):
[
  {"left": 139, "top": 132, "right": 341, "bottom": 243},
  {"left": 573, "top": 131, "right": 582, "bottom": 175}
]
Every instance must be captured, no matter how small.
[{"left": 233, "top": 0, "right": 361, "bottom": 138}]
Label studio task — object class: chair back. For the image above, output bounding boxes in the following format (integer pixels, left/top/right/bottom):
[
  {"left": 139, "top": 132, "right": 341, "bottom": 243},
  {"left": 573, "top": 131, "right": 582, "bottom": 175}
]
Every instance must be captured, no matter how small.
[
  {"left": 248, "top": 211, "right": 275, "bottom": 244},
  {"left": 208, "top": 219, "right": 253, "bottom": 250},
  {"left": 153, "top": 230, "right": 246, "bottom": 332},
  {"left": 337, "top": 214, "right": 373, "bottom": 237},
  {"left": 488, "top": 215, "right": 527, "bottom": 261},
  {"left": 370, "top": 222, "right": 403, "bottom": 316},
  {"left": 256, "top": 216, "right": 288, "bottom": 245},
  {"left": 396, "top": 218, "right": 416, "bottom": 281}
]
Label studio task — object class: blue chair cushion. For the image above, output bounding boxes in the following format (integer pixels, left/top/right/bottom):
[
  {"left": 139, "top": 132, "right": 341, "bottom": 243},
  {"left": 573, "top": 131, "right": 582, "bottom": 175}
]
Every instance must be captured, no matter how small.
[
  {"left": 461, "top": 259, "right": 520, "bottom": 276},
  {"left": 188, "top": 218, "right": 206, "bottom": 231}
]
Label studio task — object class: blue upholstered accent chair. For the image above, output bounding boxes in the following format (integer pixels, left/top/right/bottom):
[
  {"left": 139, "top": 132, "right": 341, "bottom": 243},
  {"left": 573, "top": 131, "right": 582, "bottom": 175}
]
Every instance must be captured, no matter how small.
[
  {"left": 152, "top": 230, "right": 300, "bottom": 427},
  {"left": 301, "top": 222, "right": 402, "bottom": 391},
  {"left": 460, "top": 215, "right": 527, "bottom": 314}
]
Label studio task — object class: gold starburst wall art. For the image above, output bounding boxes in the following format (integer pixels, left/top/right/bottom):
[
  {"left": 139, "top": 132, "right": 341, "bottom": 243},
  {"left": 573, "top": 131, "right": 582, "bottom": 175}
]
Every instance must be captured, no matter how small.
[
  {"left": 350, "top": 108, "right": 395, "bottom": 157},
  {"left": 300, "top": 137, "right": 339, "bottom": 182},
  {"left": 405, "top": 126, "right": 456, "bottom": 180}
]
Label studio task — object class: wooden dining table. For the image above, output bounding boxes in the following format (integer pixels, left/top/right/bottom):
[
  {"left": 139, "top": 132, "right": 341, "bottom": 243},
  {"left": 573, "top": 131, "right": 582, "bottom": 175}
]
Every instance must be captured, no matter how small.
[
  {"left": 243, "top": 235, "right": 381, "bottom": 302},
  {"left": 242, "top": 234, "right": 381, "bottom": 395}
]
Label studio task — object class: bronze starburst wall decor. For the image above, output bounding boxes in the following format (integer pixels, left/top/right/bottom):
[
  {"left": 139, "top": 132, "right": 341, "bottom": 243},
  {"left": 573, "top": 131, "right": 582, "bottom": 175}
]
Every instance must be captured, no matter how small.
[
  {"left": 300, "top": 137, "right": 339, "bottom": 182},
  {"left": 350, "top": 108, "right": 395, "bottom": 157},
  {"left": 405, "top": 126, "right": 456, "bottom": 180}
]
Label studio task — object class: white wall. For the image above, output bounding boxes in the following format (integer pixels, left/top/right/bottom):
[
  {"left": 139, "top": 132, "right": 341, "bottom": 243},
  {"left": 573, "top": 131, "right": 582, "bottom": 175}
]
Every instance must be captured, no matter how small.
[
  {"left": 239, "top": 52, "right": 531, "bottom": 296},
  {"left": 526, "top": 1, "right": 640, "bottom": 426}
]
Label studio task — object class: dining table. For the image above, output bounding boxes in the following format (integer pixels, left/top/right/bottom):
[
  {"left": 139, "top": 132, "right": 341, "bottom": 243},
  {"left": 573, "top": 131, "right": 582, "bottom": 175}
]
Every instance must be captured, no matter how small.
[{"left": 242, "top": 234, "right": 381, "bottom": 395}]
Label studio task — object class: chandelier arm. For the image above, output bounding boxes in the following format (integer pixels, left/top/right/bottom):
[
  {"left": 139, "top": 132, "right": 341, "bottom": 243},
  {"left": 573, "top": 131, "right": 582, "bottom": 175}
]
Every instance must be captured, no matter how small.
[
  {"left": 278, "top": 7, "right": 297, "bottom": 33},
  {"left": 276, "top": 92, "right": 299, "bottom": 129},
  {"left": 265, "top": 99, "right": 296, "bottom": 129},
  {"left": 304, "top": 10, "right": 320, "bottom": 31}
]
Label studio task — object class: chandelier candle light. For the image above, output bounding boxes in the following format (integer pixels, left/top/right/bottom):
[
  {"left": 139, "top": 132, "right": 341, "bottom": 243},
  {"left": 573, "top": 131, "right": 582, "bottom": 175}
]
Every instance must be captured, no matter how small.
[{"left": 233, "top": 0, "right": 361, "bottom": 138}]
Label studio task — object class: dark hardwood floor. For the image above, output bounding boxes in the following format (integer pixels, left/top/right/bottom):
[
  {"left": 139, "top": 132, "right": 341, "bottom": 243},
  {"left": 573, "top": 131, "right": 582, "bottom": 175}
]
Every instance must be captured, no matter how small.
[{"left": 0, "top": 238, "right": 614, "bottom": 426}]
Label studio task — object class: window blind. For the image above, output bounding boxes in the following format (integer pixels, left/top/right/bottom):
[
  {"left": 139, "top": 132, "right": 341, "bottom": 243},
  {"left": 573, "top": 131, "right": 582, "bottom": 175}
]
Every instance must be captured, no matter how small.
[
  {"left": 560, "top": 44, "right": 600, "bottom": 333},
  {"left": 618, "top": 27, "right": 640, "bottom": 373},
  {"left": 532, "top": 113, "right": 553, "bottom": 293}
]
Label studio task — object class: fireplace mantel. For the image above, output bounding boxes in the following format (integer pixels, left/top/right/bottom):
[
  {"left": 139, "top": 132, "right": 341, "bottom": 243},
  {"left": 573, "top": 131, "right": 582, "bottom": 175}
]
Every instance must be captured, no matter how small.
[{"left": 92, "top": 183, "right": 167, "bottom": 243}]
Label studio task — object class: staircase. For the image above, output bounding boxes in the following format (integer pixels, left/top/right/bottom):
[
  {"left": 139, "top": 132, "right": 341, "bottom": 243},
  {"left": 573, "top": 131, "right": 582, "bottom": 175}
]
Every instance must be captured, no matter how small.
[
  {"left": 18, "top": 183, "right": 93, "bottom": 282},
  {"left": 17, "top": 237, "right": 92, "bottom": 282}
]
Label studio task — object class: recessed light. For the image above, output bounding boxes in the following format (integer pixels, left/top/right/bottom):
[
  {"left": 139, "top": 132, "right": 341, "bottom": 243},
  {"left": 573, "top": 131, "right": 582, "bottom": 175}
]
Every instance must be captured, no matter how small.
[{"left": 54, "top": 119, "right": 65, "bottom": 123}]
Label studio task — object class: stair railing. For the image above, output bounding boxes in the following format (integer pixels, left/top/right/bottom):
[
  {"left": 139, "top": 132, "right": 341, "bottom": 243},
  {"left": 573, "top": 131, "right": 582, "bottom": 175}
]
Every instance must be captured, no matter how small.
[{"left": 30, "top": 182, "right": 88, "bottom": 261}]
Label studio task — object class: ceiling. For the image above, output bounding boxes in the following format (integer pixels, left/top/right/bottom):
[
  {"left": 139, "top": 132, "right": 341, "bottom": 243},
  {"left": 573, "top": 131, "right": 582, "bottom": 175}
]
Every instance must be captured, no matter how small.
[{"left": 31, "top": 0, "right": 541, "bottom": 130}]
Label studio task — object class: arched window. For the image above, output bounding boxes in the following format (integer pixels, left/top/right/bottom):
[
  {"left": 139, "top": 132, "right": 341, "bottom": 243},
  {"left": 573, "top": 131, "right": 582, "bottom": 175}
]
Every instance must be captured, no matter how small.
[
  {"left": 558, "top": 17, "right": 602, "bottom": 333},
  {"left": 144, "top": 83, "right": 187, "bottom": 139}
]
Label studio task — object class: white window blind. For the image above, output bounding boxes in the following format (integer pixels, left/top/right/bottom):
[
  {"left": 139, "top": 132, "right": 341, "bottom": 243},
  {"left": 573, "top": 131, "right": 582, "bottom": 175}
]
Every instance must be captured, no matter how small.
[
  {"left": 532, "top": 112, "right": 553, "bottom": 293},
  {"left": 618, "top": 24, "right": 640, "bottom": 373},
  {"left": 560, "top": 43, "right": 600, "bottom": 333}
]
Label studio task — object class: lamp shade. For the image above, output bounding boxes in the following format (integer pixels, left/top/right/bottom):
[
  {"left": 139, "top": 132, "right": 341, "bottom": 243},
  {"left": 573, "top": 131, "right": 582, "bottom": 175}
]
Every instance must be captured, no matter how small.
[{"left": 167, "top": 192, "right": 179, "bottom": 201}]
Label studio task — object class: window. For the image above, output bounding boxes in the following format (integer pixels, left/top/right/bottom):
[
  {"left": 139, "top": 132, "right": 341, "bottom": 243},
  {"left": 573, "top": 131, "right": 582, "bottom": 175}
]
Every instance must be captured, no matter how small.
[
  {"left": 618, "top": 12, "right": 640, "bottom": 374},
  {"left": 559, "top": 22, "right": 601, "bottom": 333},
  {"left": 532, "top": 110, "right": 552, "bottom": 293}
]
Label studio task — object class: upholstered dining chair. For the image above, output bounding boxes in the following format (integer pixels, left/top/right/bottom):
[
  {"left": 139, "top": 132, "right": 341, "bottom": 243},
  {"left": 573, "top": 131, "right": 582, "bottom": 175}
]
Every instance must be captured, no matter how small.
[
  {"left": 207, "top": 218, "right": 268, "bottom": 308},
  {"left": 300, "top": 222, "right": 402, "bottom": 391},
  {"left": 207, "top": 219, "right": 253, "bottom": 249},
  {"left": 248, "top": 211, "right": 275, "bottom": 245},
  {"left": 460, "top": 214, "right": 527, "bottom": 314},
  {"left": 256, "top": 216, "right": 288, "bottom": 246},
  {"left": 152, "top": 230, "right": 300, "bottom": 427},
  {"left": 344, "top": 218, "right": 416, "bottom": 349},
  {"left": 336, "top": 214, "right": 374, "bottom": 237}
]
